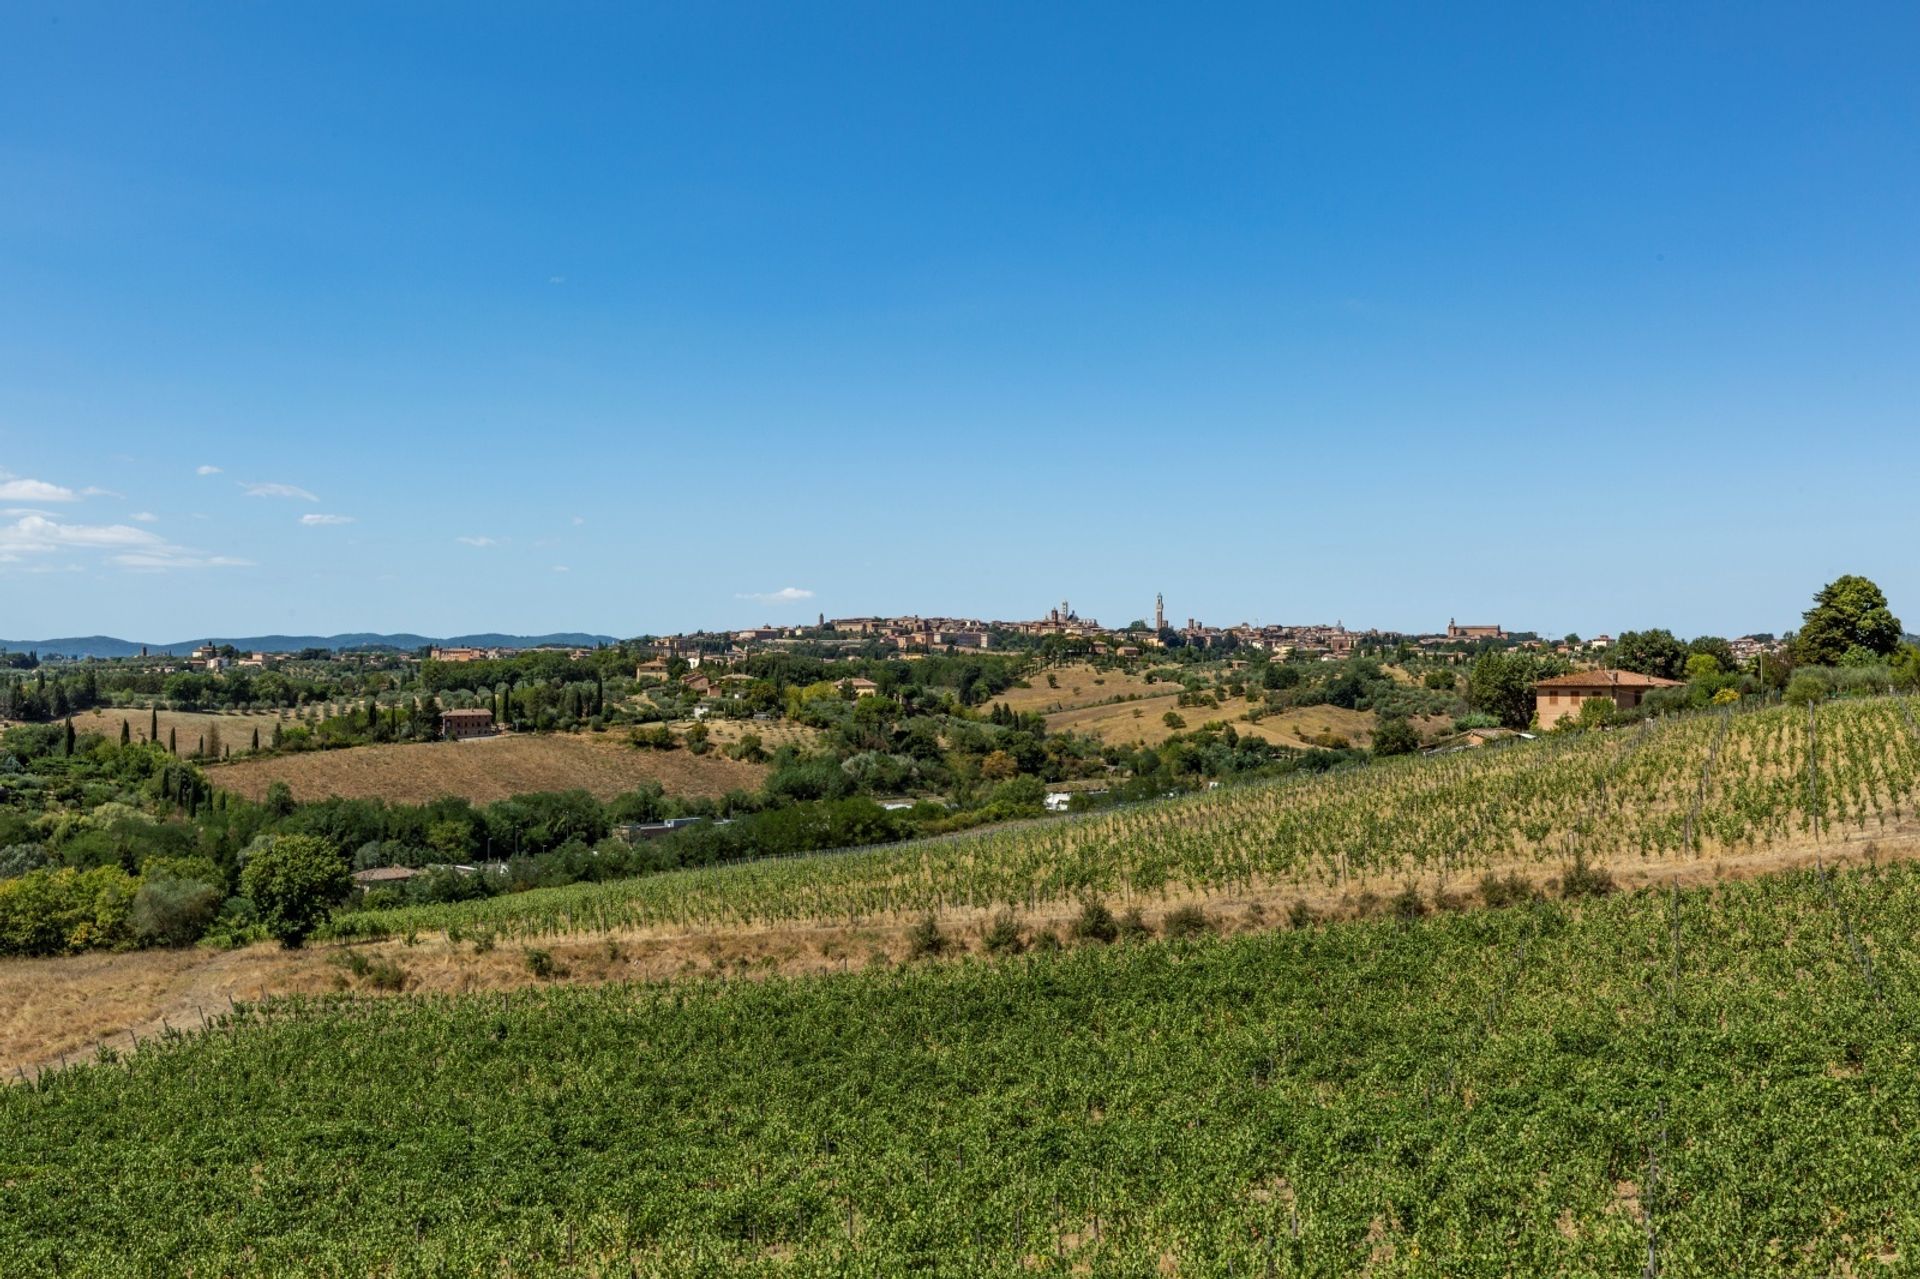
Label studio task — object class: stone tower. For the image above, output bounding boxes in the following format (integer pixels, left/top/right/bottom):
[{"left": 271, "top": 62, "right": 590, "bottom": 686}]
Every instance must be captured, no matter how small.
[{"left": 1154, "top": 592, "right": 1164, "bottom": 631}]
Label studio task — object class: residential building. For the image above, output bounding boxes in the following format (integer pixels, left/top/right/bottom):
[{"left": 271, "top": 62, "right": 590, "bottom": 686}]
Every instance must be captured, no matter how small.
[
  {"left": 441, "top": 707, "right": 496, "bottom": 740},
  {"left": 1534, "top": 670, "right": 1683, "bottom": 729}
]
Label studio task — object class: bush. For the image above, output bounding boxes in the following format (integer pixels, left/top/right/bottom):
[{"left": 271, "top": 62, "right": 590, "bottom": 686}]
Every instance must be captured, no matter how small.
[
  {"left": 1560, "top": 852, "right": 1616, "bottom": 900},
  {"left": 1162, "top": 904, "right": 1212, "bottom": 939},
  {"left": 1029, "top": 928, "right": 1062, "bottom": 954},
  {"left": 1389, "top": 882, "right": 1426, "bottom": 922},
  {"left": 240, "top": 835, "right": 351, "bottom": 949},
  {"left": 1286, "top": 900, "right": 1314, "bottom": 929},
  {"left": 523, "top": 947, "right": 560, "bottom": 979},
  {"left": 129, "top": 877, "right": 223, "bottom": 948},
  {"left": 1117, "top": 907, "right": 1153, "bottom": 942},
  {"left": 1784, "top": 673, "right": 1829, "bottom": 707},
  {"left": 0, "top": 866, "right": 138, "bottom": 956},
  {"left": 980, "top": 910, "right": 1025, "bottom": 956},
  {"left": 1070, "top": 898, "right": 1118, "bottom": 944},
  {"left": 1478, "top": 871, "right": 1533, "bottom": 908},
  {"left": 905, "top": 913, "right": 947, "bottom": 959},
  {"left": 1371, "top": 718, "right": 1421, "bottom": 758}
]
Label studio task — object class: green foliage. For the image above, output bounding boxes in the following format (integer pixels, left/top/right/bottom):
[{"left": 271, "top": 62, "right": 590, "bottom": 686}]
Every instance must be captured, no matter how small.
[
  {"left": 905, "top": 913, "right": 947, "bottom": 958},
  {"left": 1784, "top": 673, "right": 1828, "bottom": 707},
  {"left": 1070, "top": 898, "right": 1118, "bottom": 944},
  {"left": 240, "top": 834, "right": 350, "bottom": 948},
  {"left": 1477, "top": 870, "right": 1533, "bottom": 908},
  {"left": 1612, "top": 629, "right": 1689, "bottom": 680},
  {"left": 980, "top": 910, "right": 1025, "bottom": 955},
  {"left": 1466, "top": 651, "right": 1541, "bottom": 730},
  {"left": 0, "top": 865, "right": 137, "bottom": 956},
  {"left": 27, "top": 870, "right": 1920, "bottom": 1271},
  {"left": 1796, "top": 574, "right": 1903, "bottom": 666},
  {"left": 1161, "top": 904, "right": 1212, "bottom": 939},
  {"left": 1370, "top": 716, "right": 1420, "bottom": 757},
  {"left": 1422, "top": 669, "right": 1456, "bottom": 691},
  {"left": 129, "top": 876, "right": 223, "bottom": 947},
  {"left": 1558, "top": 852, "right": 1616, "bottom": 900}
]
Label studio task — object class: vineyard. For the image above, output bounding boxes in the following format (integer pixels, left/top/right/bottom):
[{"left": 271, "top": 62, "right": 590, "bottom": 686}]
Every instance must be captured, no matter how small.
[
  {"left": 331, "top": 696, "right": 1920, "bottom": 942},
  {"left": 8, "top": 862, "right": 1920, "bottom": 1273}
]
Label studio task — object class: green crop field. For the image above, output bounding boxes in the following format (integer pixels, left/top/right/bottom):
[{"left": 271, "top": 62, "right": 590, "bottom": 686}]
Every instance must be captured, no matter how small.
[
  {"left": 327, "top": 696, "right": 1920, "bottom": 942},
  {"left": 7, "top": 862, "right": 1920, "bottom": 1275}
]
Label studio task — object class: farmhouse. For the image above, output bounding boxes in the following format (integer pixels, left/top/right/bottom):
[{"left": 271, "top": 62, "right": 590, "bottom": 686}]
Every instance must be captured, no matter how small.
[
  {"left": 441, "top": 707, "right": 496, "bottom": 740},
  {"left": 1534, "top": 670, "right": 1683, "bottom": 729},
  {"left": 842, "top": 677, "right": 880, "bottom": 697}
]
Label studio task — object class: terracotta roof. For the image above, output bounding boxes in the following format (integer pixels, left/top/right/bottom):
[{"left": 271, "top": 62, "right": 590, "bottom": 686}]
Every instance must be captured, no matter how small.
[
  {"left": 1535, "top": 669, "right": 1684, "bottom": 689},
  {"left": 352, "top": 866, "right": 419, "bottom": 884}
]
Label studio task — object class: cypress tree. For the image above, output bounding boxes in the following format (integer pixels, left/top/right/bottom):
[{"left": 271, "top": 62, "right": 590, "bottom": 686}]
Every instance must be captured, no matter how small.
[
  {"left": 252, "top": 726, "right": 260, "bottom": 751},
  {"left": 168, "top": 727, "right": 177, "bottom": 754},
  {"left": 64, "top": 717, "right": 75, "bottom": 756},
  {"left": 150, "top": 705, "right": 158, "bottom": 742},
  {"left": 121, "top": 718, "right": 131, "bottom": 746},
  {"left": 197, "top": 735, "right": 205, "bottom": 758},
  {"left": 272, "top": 721, "right": 283, "bottom": 749}
]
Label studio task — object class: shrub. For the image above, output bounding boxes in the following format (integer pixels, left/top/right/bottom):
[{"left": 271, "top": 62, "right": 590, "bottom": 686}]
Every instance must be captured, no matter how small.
[
  {"left": 1560, "top": 852, "right": 1616, "bottom": 900},
  {"left": 1029, "top": 928, "right": 1062, "bottom": 954},
  {"left": 1371, "top": 717, "right": 1421, "bottom": 758},
  {"left": 905, "top": 913, "right": 947, "bottom": 959},
  {"left": 1286, "top": 900, "right": 1314, "bottom": 929},
  {"left": 1478, "top": 871, "right": 1533, "bottom": 908},
  {"left": 1162, "top": 905, "right": 1212, "bottom": 939},
  {"left": 980, "top": 910, "right": 1024, "bottom": 956},
  {"left": 129, "top": 877, "right": 222, "bottom": 948},
  {"left": 523, "top": 947, "right": 558, "bottom": 979},
  {"left": 1070, "top": 898, "right": 1118, "bottom": 944},
  {"left": 241, "top": 836, "right": 350, "bottom": 949},
  {"left": 1117, "top": 907, "right": 1153, "bottom": 942},
  {"left": 1784, "top": 673, "right": 1828, "bottom": 707},
  {"left": 1389, "top": 882, "right": 1426, "bottom": 922}
]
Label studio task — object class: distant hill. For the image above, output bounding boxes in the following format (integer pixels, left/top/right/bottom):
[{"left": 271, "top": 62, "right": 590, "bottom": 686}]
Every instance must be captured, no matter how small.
[{"left": 0, "top": 633, "right": 619, "bottom": 659}]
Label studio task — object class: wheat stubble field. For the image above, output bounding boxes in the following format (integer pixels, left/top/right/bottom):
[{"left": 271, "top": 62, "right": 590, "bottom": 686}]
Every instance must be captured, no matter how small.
[{"left": 207, "top": 731, "right": 768, "bottom": 805}]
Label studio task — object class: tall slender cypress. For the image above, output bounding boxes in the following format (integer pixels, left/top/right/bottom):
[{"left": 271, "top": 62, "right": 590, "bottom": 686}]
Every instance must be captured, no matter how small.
[
  {"left": 121, "top": 718, "right": 131, "bottom": 746},
  {"left": 149, "top": 705, "right": 158, "bottom": 742}
]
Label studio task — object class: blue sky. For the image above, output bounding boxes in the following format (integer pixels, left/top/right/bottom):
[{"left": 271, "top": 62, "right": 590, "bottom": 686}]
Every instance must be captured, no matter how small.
[{"left": 3, "top": 3, "right": 1916, "bottom": 642}]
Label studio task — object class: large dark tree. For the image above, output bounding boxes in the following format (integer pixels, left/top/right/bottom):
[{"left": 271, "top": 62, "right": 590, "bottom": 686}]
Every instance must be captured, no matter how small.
[
  {"left": 1795, "top": 575, "right": 1903, "bottom": 666},
  {"left": 1467, "top": 652, "right": 1538, "bottom": 730},
  {"left": 1612, "top": 629, "right": 1689, "bottom": 680}
]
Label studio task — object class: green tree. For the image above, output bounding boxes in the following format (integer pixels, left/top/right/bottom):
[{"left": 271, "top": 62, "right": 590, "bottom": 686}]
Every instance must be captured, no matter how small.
[
  {"left": 1687, "top": 635, "right": 1738, "bottom": 672},
  {"left": 149, "top": 705, "right": 158, "bottom": 742},
  {"left": 1795, "top": 575, "right": 1903, "bottom": 666},
  {"left": 120, "top": 718, "right": 131, "bottom": 746},
  {"left": 1371, "top": 717, "right": 1420, "bottom": 757},
  {"left": 1613, "top": 630, "right": 1689, "bottom": 680},
  {"left": 1466, "top": 652, "right": 1537, "bottom": 730},
  {"left": 1684, "top": 653, "right": 1722, "bottom": 682},
  {"left": 239, "top": 835, "right": 350, "bottom": 948}
]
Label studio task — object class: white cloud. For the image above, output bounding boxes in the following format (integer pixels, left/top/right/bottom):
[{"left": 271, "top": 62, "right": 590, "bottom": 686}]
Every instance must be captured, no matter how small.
[
  {"left": 299, "top": 513, "right": 356, "bottom": 526},
  {"left": 80, "top": 486, "right": 122, "bottom": 498},
  {"left": 0, "top": 513, "right": 247, "bottom": 571},
  {"left": 552, "top": 564, "right": 570, "bottom": 573},
  {"left": 130, "top": 511, "right": 160, "bottom": 523},
  {"left": 736, "top": 586, "right": 815, "bottom": 604},
  {"left": 0, "top": 473, "right": 79, "bottom": 502},
  {"left": 196, "top": 464, "right": 223, "bottom": 475},
  {"left": 570, "top": 515, "right": 586, "bottom": 526},
  {"left": 242, "top": 481, "right": 319, "bottom": 501},
  {"left": 456, "top": 535, "right": 497, "bottom": 547}
]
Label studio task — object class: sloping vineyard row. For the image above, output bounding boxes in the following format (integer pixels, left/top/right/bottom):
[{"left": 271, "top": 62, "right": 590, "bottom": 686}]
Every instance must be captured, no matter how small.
[
  {"left": 10, "top": 864, "right": 1920, "bottom": 1274},
  {"left": 334, "top": 697, "right": 1920, "bottom": 941}
]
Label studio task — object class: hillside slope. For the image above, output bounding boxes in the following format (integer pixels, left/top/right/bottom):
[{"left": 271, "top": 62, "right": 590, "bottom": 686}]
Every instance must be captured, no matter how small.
[{"left": 7, "top": 865, "right": 1920, "bottom": 1273}]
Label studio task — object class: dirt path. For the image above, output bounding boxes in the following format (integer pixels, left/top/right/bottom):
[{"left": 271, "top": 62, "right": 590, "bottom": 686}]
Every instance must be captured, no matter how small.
[{"left": 7, "top": 823, "right": 1916, "bottom": 1080}]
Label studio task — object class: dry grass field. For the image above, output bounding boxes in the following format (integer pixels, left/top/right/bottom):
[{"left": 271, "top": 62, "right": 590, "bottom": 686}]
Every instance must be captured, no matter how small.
[
  {"left": 64, "top": 707, "right": 284, "bottom": 756},
  {"left": 985, "top": 663, "right": 1168, "bottom": 716},
  {"left": 207, "top": 732, "right": 768, "bottom": 806},
  {"left": 1044, "top": 694, "right": 1450, "bottom": 749}
]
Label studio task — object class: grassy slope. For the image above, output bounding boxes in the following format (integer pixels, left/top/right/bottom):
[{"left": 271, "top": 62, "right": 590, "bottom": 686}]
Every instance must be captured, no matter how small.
[
  {"left": 6, "top": 866, "right": 1920, "bottom": 1274},
  {"left": 207, "top": 731, "right": 769, "bottom": 805}
]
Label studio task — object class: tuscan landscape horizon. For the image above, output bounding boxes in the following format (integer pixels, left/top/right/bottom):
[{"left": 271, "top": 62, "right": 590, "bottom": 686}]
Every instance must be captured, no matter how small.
[{"left": 5, "top": 4, "right": 1918, "bottom": 1274}]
